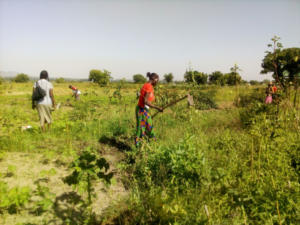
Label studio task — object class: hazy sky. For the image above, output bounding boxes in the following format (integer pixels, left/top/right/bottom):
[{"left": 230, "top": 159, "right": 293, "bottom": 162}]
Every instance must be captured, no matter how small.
[{"left": 0, "top": 0, "right": 299, "bottom": 81}]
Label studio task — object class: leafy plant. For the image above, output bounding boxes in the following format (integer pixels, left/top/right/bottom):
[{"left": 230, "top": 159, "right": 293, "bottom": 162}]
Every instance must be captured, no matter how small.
[
  {"left": 6, "top": 165, "right": 17, "bottom": 177},
  {"left": 34, "top": 184, "right": 55, "bottom": 213},
  {"left": 190, "top": 89, "right": 218, "bottom": 110},
  {"left": 38, "top": 168, "right": 57, "bottom": 182},
  {"left": 0, "top": 186, "right": 31, "bottom": 214},
  {"left": 63, "top": 148, "right": 114, "bottom": 223}
]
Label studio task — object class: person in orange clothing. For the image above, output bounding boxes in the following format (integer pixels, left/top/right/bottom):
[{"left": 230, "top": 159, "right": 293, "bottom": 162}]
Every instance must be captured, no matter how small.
[
  {"left": 135, "top": 72, "right": 163, "bottom": 147},
  {"left": 69, "top": 85, "right": 81, "bottom": 100}
]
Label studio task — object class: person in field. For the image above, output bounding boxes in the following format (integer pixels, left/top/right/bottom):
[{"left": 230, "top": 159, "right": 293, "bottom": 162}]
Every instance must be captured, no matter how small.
[
  {"left": 272, "top": 83, "right": 277, "bottom": 100},
  {"left": 69, "top": 85, "right": 81, "bottom": 100},
  {"left": 32, "top": 70, "right": 55, "bottom": 132},
  {"left": 265, "top": 82, "right": 273, "bottom": 104},
  {"left": 135, "top": 72, "right": 163, "bottom": 147}
]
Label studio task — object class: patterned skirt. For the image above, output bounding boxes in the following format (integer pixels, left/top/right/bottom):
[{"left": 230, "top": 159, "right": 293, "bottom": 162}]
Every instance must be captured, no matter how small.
[{"left": 135, "top": 105, "right": 156, "bottom": 147}]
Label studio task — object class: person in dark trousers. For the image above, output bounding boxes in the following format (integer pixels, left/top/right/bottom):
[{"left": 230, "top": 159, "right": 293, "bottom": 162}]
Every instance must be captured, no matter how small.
[{"left": 32, "top": 70, "right": 55, "bottom": 132}]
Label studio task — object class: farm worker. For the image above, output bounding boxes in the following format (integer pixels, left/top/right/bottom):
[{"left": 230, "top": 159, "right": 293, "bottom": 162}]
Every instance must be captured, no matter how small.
[
  {"left": 135, "top": 72, "right": 163, "bottom": 147},
  {"left": 69, "top": 85, "right": 81, "bottom": 100},
  {"left": 272, "top": 83, "right": 277, "bottom": 100},
  {"left": 32, "top": 70, "right": 55, "bottom": 133},
  {"left": 265, "top": 82, "right": 273, "bottom": 104}
]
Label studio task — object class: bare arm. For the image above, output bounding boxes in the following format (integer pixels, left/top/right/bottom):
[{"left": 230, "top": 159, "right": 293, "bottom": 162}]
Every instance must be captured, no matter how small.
[
  {"left": 50, "top": 89, "right": 55, "bottom": 108},
  {"left": 144, "top": 92, "right": 163, "bottom": 112}
]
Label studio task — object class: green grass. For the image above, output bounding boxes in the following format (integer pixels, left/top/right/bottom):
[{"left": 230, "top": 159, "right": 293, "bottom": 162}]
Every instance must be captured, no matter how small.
[{"left": 1, "top": 82, "right": 300, "bottom": 224}]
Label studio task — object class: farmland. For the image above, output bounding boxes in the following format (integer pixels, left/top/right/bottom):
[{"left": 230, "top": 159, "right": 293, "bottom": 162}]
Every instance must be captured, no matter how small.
[{"left": 1, "top": 81, "right": 300, "bottom": 225}]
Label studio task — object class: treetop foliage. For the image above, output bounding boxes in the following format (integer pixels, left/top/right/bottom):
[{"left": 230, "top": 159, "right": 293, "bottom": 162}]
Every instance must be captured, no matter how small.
[
  {"left": 249, "top": 80, "right": 260, "bottom": 85},
  {"left": 89, "top": 69, "right": 112, "bottom": 87},
  {"left": 164, "top": 73, "right": 174, "bottom": 83},
  {"left": 13, "top": 73, "right": 30, "bottom": 83},
  {"left": 261, "top": 47, "right": 300, "bottom": 86},
  {"left": 133, "top": 74, "right": 147, "bottom": 84},
  {"left": 55, "top": 77, "right": 65, "bottom": 83},
  {"left": 184, "top": 70, "right": 208, "bottom": 85}
]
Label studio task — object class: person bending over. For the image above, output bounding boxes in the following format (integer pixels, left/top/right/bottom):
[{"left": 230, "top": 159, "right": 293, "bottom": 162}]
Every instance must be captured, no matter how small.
[{"left": 69, "top": 85, "right": 81, "bottom": 101}]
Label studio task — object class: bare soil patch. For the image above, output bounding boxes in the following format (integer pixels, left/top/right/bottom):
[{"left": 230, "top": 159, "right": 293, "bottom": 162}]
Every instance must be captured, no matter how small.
[{"left": 0, "top": 150, "right": 127, "bottom": 225}]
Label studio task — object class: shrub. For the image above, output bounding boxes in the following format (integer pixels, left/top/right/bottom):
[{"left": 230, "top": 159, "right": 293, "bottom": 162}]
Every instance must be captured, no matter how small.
[
  {"left": 190, "top": 90, "right": 218, "bottom": 110},
  {"left": 238, "top": 89, "right": 265, "bottom": 107},
  {"left": 13, "top": 73, "right": 29, "bottom": 83},
  {"left": 55, "top": 77, "right": 65, "bottom": 83},
  {"left": 0, "top": 76, "right": 4, "bottom": 85}
]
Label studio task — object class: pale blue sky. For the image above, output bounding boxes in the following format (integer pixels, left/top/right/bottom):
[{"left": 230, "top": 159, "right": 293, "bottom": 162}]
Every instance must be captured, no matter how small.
[{"left": 0, "top": 0, "right": 299, "bottom": 81}]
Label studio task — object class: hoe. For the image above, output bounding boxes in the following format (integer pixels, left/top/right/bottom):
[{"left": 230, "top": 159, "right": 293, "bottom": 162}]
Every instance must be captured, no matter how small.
[{"left": 152, "top": 94, "right": 194, "bottom": 118}]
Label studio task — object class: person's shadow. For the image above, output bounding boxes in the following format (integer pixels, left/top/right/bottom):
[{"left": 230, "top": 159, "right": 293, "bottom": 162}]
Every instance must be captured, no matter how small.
[{"left": 98, "top": 134, "right": 133, "bottom": 152}]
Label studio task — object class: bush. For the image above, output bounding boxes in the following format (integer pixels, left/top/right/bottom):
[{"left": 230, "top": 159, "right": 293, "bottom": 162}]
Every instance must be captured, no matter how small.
[
  {"left": 0, "top": 76, "right": 4, "bottom": 85},
  {"left": 238, "top": 89, "right": 265, "bottom": 107},
  {"left": 55, "top": 77, "right": 65, "bottom": 83},
  {"left": 133, "top": 74, "right": 147, "bottom": 83},
  {"left": 89, "top": 69, "right": 112, "bottom": 87},
  {"left": 190, "top": 90, "right": 218, "bottom": 110},
  {"left": 13, "top": 73, "right": 29, "bottom": 83}
]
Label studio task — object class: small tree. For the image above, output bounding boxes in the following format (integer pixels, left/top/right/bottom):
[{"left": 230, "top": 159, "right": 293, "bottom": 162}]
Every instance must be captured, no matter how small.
[
  {"left": 195, "top": 72, "right": 208, "bottom": 85},
  {"left": 240, "top": 80, "right": 248, "bottom": 85},
  {"left": 13, "top": 73, "right": 29, "bottom": 83},
  {"left": 209, "top": 71, "right": 224, "bottom": 85},
  {"left": 261, "top": 36, "right": 284, "bottom": 88},
  {"left": 184, "top": 70, "right": 208, "bottom": 85},
  {"left": 223, "top": 73, "right": 241, "bottom": 86},
  {"left": 0, "top": 76, "right": 4, "bottom": 85},
  {"left": 230, "top": 63, "right": 242, "bottom": 105},
  {"left": 262, "top": 79, "right": 270, "bottom": 85},
  {"left": 164, "top": 73, "right": 174, "bottom": 83},
  {"left": 133, "top": 74, "right": 147, "bottom": 83},
  {"left": 89, "top": 69, "right": 112, "bottom": 87},
  {"left": 261, "top": 37, "right": 300, "bottom": 90},
  {"left": 55, "top": 77, "right": 65, "bottom": 83},
  {"left": 184, "top": 62, "right": 196, "bottom": 83},
  {"left": 250, "top": 80, "right": 260, "bottom": 85}
]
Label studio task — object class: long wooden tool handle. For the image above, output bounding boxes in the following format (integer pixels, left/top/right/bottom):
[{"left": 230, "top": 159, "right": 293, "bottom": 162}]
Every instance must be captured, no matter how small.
[{"left": 152, "top": 95, "right": 188, "bottom": 118}]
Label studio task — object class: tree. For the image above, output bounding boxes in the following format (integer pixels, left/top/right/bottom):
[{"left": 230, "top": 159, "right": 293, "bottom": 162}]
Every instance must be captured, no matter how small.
[
  {"left": 229, "top": 63, "right": 242, "bottom": 103},
  {"left": 209, "top": 71, "right": 226, "bottom": 86},
  {"left": 262, "top": 79, "right": 271, "bottom": 85},
  {"left": 55, "top": 77, "right": 65, "bottom": 83},
  {"left": 261, "top": 47, "right": 300, "bottom": 88},
  {"left": 0, "top": 76, "right": 4, "bottom": 85},
  {"left": 89, "top": 69, "right": 112, "bottom": 86},
  {"left": 249, "top": 80, "right": 260, "bottom": 85},
  {"left": 133, "top": 74, "right": 147, "bottom": 83},
  {"left": 194, "top": 72, "right": 208, "bottom": 85},
  {"left": 240, "top": 80, "right": 248, "bottom": 85},
  {"left": 184, "top": 70, "right": 208, "bottom": 85},
  {"left": 164, "top": 73, "right": 174, "bottom": 83},
  {"left": 224, "top": 73, "right": 241, "bottom": 86},
  {"left": 13, "top": 73, "right": 30, "bottom": 83}
]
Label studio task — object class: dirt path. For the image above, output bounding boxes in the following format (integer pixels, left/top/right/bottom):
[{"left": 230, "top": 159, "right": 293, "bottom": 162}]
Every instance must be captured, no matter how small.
[{"left": 0, "top": 148, "right": 127, "bottom": 225}]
